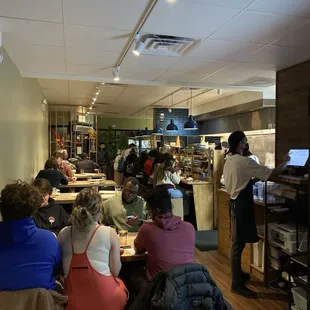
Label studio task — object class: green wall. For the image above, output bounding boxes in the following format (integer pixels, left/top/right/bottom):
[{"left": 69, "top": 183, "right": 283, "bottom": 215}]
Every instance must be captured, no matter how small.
[
  {"left": 97, "top": 116, "right": 153, "bottom": 130},
  {"left": 0, "top": 47, "right": 48, "bottom": 189}
]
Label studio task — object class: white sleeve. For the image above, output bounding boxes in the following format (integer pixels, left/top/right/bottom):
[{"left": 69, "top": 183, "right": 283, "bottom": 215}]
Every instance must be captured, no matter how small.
[
  {"left": 245, "top": 158, "right": 272, "bottom": 181},
  {"left": 170, "top": 172, "right": 181, "bottom": 185}
]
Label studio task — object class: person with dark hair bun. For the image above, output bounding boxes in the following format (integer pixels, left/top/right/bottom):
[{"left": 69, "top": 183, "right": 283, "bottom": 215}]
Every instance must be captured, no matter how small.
[
  {"left": 223, "top": 131, "right": 290, "bottom": 298},
  {"left": 134, "top": 188, "right": 195, "bottom": 281},
  {"left": 35, "top": 158, "right": 68, "bottom": 188},
  {"left": 0, "top": 181, "right": 61, "bottom": 291},
  {"left": 58, "top": 188, "right": 127, "bottom": 310}
]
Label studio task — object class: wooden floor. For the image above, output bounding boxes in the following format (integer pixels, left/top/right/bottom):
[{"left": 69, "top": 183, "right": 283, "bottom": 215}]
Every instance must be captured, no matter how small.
[{"left": 194, "top": 249, "right": 288, "bottom": 310}]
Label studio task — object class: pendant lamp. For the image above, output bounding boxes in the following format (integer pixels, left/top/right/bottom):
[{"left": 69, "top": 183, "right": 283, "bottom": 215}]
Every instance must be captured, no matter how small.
[
  {"left": 152, "top": 124, "right": 163, "bottom": 135},
  {"left": 184, "top": 88, "right": 198, "bottom": 130},
  {"left": 166, "top": 119, "right": 178, "bottom": 131}
]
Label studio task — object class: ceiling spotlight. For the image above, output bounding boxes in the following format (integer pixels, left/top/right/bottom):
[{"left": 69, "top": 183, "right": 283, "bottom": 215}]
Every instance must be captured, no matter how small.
[
  {"left": 168, "top": 108, "right": 172, "bottom": 113},
  {"left": 133, "top": 35, "right": 145, "bottom": 56},
  {"left": 92, "top": 96, "right": 97, "bottom": 102},
  {"left": 113, "top": 66, "right": 120, "bottom": 81},
  {"left": 91, "top": 100, "right": 95, "bottom": 105},
  {"left": 42, "top": 99, "right": 48, "bottom": 105},
  {"left": 100, "top": 82, "right": 105, "bottom": 86},
  {"left": 217, "top": 89, "right": 222, "bottom": 95},
  {"left": 86, "top": 111, "right": 89, "bottom": 115},
  {"left": 95, "top": 90, "right": 100, "bottom": 96},
  {"left": 89, "top": 106, "right": 92, "bottom": 110}
]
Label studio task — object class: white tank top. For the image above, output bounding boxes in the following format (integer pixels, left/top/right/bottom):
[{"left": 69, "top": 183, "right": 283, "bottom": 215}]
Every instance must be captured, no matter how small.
[{"left": 58, "top": 223, "right": 111, "bottom": 277}]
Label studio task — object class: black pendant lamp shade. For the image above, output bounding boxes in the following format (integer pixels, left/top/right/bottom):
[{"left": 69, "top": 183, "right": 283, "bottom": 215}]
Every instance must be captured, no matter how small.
[
  {"left": 166, "top": 119, "right": 178, "bottom": 131},
  {"left": 184, "top": 115, "right": 198, "bottom": 130},
  {"left": 152, "top": 124, "right": 163, "bottom": 134}
]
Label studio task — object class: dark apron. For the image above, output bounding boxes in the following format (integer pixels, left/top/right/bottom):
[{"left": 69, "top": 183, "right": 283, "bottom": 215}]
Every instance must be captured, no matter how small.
[{"left": 229, "top": 181, "right": 258, "bottom": 244}]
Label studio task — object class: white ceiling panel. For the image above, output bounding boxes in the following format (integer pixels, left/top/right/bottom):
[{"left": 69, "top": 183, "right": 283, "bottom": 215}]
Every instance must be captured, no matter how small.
[
  {"left": 0, "top": 17, "right": 64, "bottom": 46},
  {"left": 66, "top": 48, "right": 120, "bottom": 67},
  {"left": 0, "top": 0, "right": 63, "bottom": 22},
  {"left": 63, "top": 0, "right": 149, "bottom": 30},
  {"left": 247, "top": 0, "right": 310, "bottom": 18},
  {"left": 156, "top": 71, "right": 210, "bottom": 84},
  {"left": 202, "top": 62, "right": 273, "bottom": 85},
  {"left": 66, "top": 64, "right": 111, "bottom": 77},
  {"left": 121, "top": 54, "right": 181, "bottom": 71},
  {"left": 114, "top": 67, "right": 166, "bottom": 81},
  {"left": 69, "top": 81, "right": 95, "bottom": 99},
  {"left": 169, "top": 57, "right": 231, "bottom": 74},
  {"left": 19, "top": 61, "right": 66, "bottom": 75},
  {"left": 113, "top": 85, "right": 155, "bottom": 105},
  {"left": 5, "top": 41, "right": 65, "bottom": 64},
  {"left": 38, "top": 79, "right": 69, "bottom": 91},
  {"left": 240, "top": 45, "right": 310, "bottom": 68},
  {"left": 143, "top": 1, "right": 240, "bottom": 38},
  {"left": 65, "top": 25, "right": 130, "bottom": 51},
  {"left": 272, "top": 20, "right": 310, "bottom": 48},
  {"left": 181, "top": 0, "right": 255, "bottom": 10},
  {"left": 211, "top": 11, "right": 310, "bottom": 44},
  {"left": 189, "top": 39, "right": 263, "bottom": 61}
]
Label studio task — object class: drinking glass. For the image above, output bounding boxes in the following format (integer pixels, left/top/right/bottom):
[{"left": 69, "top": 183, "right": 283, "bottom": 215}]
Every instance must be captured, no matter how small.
[
  {"left": 87, "top": 176, "right": 92, "bottom": 182},
  {"left": 72, "top": 176, "right": 77, "bottom": 183},
  {"left": 102, "top": 175, "right": 107, "bottom": 184},
  {"left": 119, "top": 229, "right": 128, "bottom": 246},
  {"left": 80, "top": 169, "right": 85, "bottom": 175}
]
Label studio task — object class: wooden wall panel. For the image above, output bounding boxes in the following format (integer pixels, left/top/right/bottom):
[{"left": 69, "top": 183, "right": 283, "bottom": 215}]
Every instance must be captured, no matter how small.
[{"left": 276, "top": 61, "right": 310, "bottom": 165}]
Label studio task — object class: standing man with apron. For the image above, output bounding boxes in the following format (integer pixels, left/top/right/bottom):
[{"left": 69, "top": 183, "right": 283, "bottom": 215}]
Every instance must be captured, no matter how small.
[{"left": 223, "top": 131, "right": 290, "bottom": 298}]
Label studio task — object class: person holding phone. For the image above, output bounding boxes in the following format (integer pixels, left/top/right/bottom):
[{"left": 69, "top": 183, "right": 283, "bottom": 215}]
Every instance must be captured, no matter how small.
[{"left": 223, "top": 131, "right": 290, "bottom": 298}]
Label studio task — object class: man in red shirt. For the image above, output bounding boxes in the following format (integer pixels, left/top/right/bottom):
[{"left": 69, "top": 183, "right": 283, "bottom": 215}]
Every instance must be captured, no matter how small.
[
  {"left": 54, "top": 152, "right": 73, "bottom": 178},
  {"left": 134, "top": 187, "right": 195, "bottom": 281},
  {"left": 143, "top": 150, "right": 158, "bottom": 185}
]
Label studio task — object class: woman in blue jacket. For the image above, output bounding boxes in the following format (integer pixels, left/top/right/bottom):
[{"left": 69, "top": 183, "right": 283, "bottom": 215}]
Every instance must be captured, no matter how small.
[{"left": 0, "top": 181, "right": 61, "bottom": 291}]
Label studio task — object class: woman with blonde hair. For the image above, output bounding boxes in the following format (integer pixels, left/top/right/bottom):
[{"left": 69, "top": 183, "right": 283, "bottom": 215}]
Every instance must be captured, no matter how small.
[{"left": 58, "top": 189, "right": 127, "bottom": 310}]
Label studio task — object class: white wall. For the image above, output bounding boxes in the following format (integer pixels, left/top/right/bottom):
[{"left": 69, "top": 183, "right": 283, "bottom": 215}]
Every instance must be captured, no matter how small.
[
  {"left": 192, "top": 91, "right": 263, "bottom": 116},
  {"left": 0, "top": 47, "right": 48, "bottom": 189}
]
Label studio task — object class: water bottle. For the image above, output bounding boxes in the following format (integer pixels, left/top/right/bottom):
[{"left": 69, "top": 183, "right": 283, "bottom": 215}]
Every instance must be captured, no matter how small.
[{"left": 201, "top": 172, "right": 205, "bottom": 181}]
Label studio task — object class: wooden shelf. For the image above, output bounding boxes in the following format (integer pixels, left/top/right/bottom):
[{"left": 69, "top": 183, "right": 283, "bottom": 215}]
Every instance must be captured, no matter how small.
[{"left": 251, "top": 264, "right": 264, "bottom": 274}]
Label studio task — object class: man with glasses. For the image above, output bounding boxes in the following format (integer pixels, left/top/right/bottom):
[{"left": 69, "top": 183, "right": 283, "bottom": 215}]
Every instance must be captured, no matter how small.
[{"left": 102, "top": 177, "right": 148, "bottom": 232}]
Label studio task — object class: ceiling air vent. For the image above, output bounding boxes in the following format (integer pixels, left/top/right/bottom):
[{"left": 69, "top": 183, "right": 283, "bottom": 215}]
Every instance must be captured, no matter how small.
[
  {"left": 234, "top": 77, "right": 275, "bottom": 87},
  {"left": 135, "top": 34, "right": 201, "bottom": 57}
]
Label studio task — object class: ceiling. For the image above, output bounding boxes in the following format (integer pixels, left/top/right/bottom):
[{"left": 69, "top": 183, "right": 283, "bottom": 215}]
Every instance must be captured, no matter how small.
[
  {"left": 1, "top": 0, "right": 310, "bottom": 116},
  {"left": 40, "top": 79, "right": 240, "bottom": 117}
]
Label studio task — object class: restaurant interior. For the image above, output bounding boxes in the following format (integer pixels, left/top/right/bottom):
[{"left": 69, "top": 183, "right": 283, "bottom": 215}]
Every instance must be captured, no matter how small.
[{"left": 0, "top": 0, "right": 309, "bottom": 309}]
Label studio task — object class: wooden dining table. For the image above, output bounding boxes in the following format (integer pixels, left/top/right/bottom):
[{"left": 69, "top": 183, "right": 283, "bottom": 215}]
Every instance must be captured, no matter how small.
[
  {"left": 74, "top": 173, "right": 106, "bottom": 179},
  {"left": 120, "top": 232, "right": 147, "bottom": 262},
  {"left": 54, "top": 191, "right": 116, "bottom": 204},
  {"left": 59, "top": 180, "right": 117, "bottom": 189}
]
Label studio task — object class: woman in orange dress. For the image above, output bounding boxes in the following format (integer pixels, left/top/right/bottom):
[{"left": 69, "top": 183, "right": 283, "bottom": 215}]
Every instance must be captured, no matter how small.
[{"left": 58, "top": 189, "right": 127, "bottom": 310}]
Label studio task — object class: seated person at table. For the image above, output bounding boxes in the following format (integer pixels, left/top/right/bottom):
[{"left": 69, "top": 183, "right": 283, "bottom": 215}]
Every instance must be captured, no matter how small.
[
  {"left": 36, "top": 158, "right": 68, "bottom": 188},
  {"left": 153, "top": 155, "right": 183, "bottom": 198},
  {"left": 0, "top": 181, "right": 61, "bottom": 291},
  {"left": 32, "top": 178, "right": 69, "bottom": 234},
  {"left": 76, "top": 153, "right": 99, "bottom": 173},
  {"left": 54, "top": 151, "right": 73, "bottom": 178},
  {"left": 58, "top": 189, "right": 127, "bottom": 310},
  {"left": 102, "top": 177, "right": 147, "bottom": 232},
  {"left": 134, "top": 188, "right": 195, "bottom": 281}
]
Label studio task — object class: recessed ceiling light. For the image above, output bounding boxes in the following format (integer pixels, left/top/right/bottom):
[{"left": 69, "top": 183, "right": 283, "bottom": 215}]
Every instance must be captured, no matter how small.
[
  {"left": 42, "top": 99, "right": 48, "bottom": 105},
  {"left": 167, "top": 0, "right": 177, "bottom": 3}
]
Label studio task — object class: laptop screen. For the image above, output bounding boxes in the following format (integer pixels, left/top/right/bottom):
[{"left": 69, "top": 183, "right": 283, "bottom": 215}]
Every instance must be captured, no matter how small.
[{"left": 287, "top": 149, "right": 309, "bottom": 167}]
